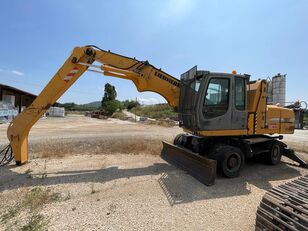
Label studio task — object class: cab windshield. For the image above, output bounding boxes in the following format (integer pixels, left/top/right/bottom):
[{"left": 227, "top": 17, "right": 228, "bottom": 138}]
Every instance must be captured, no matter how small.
[{"left": 203, "top": 78, "right": 230, "bottom": 119}]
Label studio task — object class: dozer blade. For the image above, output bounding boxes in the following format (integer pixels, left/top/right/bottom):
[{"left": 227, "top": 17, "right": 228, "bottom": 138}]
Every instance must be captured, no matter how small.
[{"left": 161, "top": 141, "right": 217, "bottom": 186}]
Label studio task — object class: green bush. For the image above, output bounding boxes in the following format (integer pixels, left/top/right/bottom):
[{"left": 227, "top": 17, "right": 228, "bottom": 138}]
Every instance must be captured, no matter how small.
[
  {"left": 111, "top": 111, "right": 127, "bottom": 120},
  {"left": 122, "top": 100, "right": 140, "bottom": 110},
  {"left": 101, "top": 100, "right": 121, "bottom": 116},
  {"left": 55, "top": 102, "right": 100, "bottom": 111},
  {"left": 130, "top": 104, "right": 177, "bottom": 119}
]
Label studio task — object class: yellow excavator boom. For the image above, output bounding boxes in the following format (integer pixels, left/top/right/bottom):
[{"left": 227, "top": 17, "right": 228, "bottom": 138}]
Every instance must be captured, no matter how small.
[{"left": 7, "top": 46, "right": 180, "bottom": 165}]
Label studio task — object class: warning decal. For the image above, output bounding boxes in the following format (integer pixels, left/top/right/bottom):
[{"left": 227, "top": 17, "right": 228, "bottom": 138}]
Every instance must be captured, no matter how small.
[{"left": 63, "top": 67, "right": 79, "bottom": 82}]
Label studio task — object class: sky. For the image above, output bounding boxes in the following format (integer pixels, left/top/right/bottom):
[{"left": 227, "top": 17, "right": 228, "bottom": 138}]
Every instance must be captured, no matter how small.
[{"left": 0, "top": 0, "right": 307, "bottom": 105}]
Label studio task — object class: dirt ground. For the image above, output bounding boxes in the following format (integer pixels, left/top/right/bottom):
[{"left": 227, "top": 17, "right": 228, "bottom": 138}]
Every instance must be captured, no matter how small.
[{"left": 0, "top": 115, "right": 307, "bottom": 231}]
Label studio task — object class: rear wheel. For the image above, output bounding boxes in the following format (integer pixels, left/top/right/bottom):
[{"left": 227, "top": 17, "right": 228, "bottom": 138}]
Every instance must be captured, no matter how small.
[
  {"left": 266, "top": 141, "right": 282, "bottom": 165},
  {"left": 209, "top": 145, "right": 244, "bottom": 178}
]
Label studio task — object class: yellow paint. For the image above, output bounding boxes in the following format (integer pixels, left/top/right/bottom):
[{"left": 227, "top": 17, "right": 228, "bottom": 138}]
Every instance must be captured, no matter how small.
[
  {"left": 247, "top": 113, "right": 255, "bottom": 135},
  {"left": 196, "top": 130, "right": 247, "bottom": 136}
]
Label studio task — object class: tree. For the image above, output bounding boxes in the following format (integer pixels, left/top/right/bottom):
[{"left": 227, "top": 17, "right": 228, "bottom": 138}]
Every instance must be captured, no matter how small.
[
  {"left": 122, "top": 100, "right": 140, "bottom": 110},
  {"left": 101, "top": 83, "right": 119, "bottom": 116},
  {"left": 101, "top": 100, "right": 121, "bottom": 116},
  {"left": 102, "top": 83, "right": 117, "bottom": 105}
]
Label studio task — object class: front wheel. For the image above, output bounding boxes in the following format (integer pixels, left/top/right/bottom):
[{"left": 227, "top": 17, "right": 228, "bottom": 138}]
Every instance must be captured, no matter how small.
[
  {"left": 209, "top": 145, "right": 244, "bottom": 178},
  {"left": 173, "top": 133, "right": 186, "bottom": 146}
]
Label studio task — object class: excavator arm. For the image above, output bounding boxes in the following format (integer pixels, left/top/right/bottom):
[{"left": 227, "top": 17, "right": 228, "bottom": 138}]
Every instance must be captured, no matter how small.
[
  {"left": 85, "top": 45, "right": 180, "bottom": 107},
  {"left": 6, "top": 45, "right": 180, "bottom": 165}
]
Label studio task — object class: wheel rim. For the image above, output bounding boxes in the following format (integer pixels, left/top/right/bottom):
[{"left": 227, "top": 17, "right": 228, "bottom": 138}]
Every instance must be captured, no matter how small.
[
  {"left": 227, "top": 154, "right": 241, "bottom": 171},
  {"left": 272, "top": 146, "right": 280, "bottom": 161}
]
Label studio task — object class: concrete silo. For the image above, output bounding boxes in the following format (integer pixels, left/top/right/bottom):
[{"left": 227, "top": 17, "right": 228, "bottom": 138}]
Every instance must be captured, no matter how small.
[{"left": 267, "top": 73, "right": 286, "bottom": 106}]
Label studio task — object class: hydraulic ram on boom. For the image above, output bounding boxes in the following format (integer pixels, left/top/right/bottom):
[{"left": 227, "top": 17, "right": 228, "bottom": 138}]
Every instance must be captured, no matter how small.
[{"left": 6, "top": 46, "right": 180, "bottom": 165}]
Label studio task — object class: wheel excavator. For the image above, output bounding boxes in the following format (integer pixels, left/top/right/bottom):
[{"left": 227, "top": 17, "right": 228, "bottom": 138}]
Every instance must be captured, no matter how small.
[{"left": 1, "top": 45, "right": 307, "bottom": 229}]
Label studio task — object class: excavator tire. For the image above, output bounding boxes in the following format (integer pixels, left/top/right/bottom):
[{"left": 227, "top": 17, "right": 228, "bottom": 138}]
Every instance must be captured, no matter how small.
[
  {"left": 173, "top": 133, "right": 187, "bottom": 146},
  {"left": 266, "top": 141, "right": 282, "bottom": 165},
  {"left": 161, "top": 141, "right": 217, "bottom": 186},
  {"left": 255, "top": 175, "right": 308, "bottom": 231},
  {"left": 208, "top": 144, "right": 245, "bottom": 178}
]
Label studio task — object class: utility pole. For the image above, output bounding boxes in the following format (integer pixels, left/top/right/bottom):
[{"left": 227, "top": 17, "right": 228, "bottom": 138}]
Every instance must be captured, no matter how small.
[{"left": 135, "top": 97, "right": 137, "bottom": 122}]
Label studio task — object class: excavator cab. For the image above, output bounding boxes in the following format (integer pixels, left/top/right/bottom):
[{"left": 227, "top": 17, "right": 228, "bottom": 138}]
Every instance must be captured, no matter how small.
[
  {"left": 178, "top": 66, "right": 250, "bottom": 134},
  {"left": 161, "top": 67, "right": 253, "bottom": 186},
  {"left": 165, "top": 66, "right": 306, "bottom": 184}
]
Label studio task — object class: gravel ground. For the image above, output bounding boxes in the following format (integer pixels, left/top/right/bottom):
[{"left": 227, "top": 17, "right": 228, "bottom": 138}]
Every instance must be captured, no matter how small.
[
  {"left": 0, "top": 154, "right": 307, "bottom": 231},
  {"left": 284, "top": 129, "right": 308, "bottom": 152},
  {"left": 0, "top": 115, "right": 307, "bottom": 230}
]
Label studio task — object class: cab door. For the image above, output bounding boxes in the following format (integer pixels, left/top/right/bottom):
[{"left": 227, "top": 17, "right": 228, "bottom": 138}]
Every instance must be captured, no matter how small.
[
  {"left": 197, "top": 75, "right": 233, "bottom": 130},
  {"left": 231, "top": 77, "right": 248, "bottom": 130}
]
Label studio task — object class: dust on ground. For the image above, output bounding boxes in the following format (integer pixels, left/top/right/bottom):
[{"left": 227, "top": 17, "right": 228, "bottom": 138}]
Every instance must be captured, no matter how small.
[{"left": 0, "top": 115, "right": 307, "bottom": 231}]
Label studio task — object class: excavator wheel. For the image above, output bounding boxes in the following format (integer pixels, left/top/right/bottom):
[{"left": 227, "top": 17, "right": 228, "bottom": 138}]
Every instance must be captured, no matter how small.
[
  {"left": 265, "top": 141, "right": 282, "bottom": 165},
  {"left": 209, "top": 144, "right": 244, "bottom": 178},
  {"left": 173, "top": 133, "right": 186, "bottom": 146},
  {"left": 173, "top": 133, "right": 197, "bottom": 152}
]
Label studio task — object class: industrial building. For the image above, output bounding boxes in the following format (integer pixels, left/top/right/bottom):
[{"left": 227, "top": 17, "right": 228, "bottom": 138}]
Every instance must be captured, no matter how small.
[
  {"left": 0, "top": 84, "right": 36, "bottom": 113},
  {"left": 0, "top": 84, "right": 65, "bottom": 123},
  {"left": 0, "top": 84, "right": 37, "bottom": 123},
  {"left": 266, "top": 73, "right": 286, "bottom": 106}
]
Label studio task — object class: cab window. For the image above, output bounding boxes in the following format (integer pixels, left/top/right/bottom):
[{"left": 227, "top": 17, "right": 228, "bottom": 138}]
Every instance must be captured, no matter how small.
[
  {"left": 235, "top": 77, "right": 245, "bottom": 110},
  {"left": 190, "top": 79, "right": 201, "bottom": 92},
  {"left": 204, "top": 78, "right": 229, "bottom": 119}
]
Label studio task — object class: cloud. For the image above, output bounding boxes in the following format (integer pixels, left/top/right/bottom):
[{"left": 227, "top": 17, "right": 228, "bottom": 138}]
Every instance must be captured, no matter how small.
[
  {"left": 161, "top": 0, "right": 196, "bottom": 20},
  {"left": 11, "top": 70, "right": 24, "bottom": 76},
  {"left": 137, "top": 97, "right": 166, "bottom": 105},
  {"left": 0, "top": 69, "right": 25, "bottom": 76}
]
